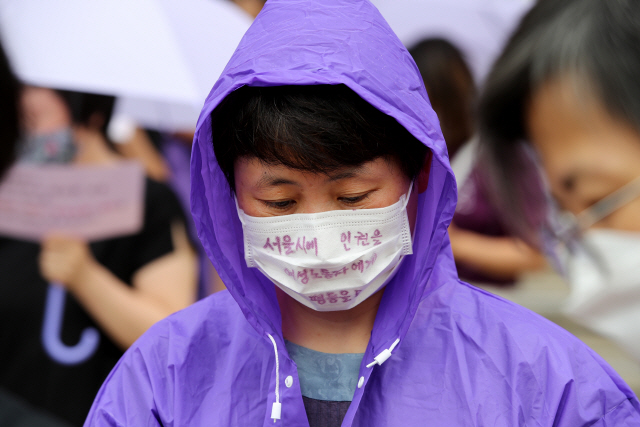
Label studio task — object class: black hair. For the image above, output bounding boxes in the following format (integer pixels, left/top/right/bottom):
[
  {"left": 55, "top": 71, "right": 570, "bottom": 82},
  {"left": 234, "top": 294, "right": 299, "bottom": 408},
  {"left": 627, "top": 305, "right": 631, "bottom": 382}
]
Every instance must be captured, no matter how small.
[
  {"left": 55, "top": 90, "right": 116, "bottom": 137},
  {"left": 0, "top": 40, "right": 22, "bottom": 179},
  {"left": 211, "top": 84, "right": 429, "bottom": 191},
  {"left": 478, "top": 0, "right": 640, "bottom": 243},
  {"left": 54, "top": 90, "right": 120, "bottom": 153},
  {"left": 409, "top": 38, "right": 475, "bottom": 159}
]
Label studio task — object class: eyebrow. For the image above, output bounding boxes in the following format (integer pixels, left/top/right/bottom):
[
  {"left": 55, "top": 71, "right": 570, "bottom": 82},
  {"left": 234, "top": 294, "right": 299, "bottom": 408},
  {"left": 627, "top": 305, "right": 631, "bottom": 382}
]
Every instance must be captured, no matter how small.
[
  {"left": 255, "top": 166, "right": 366, "bottom": 188},
  {"left": 256, "top": 175, "right": 299, "bottom": 188}
]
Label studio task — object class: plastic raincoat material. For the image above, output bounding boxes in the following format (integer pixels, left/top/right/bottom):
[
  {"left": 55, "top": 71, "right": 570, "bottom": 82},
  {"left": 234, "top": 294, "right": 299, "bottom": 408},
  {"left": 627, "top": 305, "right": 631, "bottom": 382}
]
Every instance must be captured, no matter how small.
[{"left": 84, "top": 0, "right": 640, "bottom": 425}]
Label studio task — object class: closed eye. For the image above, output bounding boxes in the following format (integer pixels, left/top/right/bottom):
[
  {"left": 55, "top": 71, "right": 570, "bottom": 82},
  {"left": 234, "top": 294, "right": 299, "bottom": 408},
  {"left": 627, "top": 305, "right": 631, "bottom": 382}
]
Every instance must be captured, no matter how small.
[
  {"left": 262, "top": 199, "right": 296, "bottom": 210},
  {"left": 339, "top": 192, "right": 371, "bottom": 205}
]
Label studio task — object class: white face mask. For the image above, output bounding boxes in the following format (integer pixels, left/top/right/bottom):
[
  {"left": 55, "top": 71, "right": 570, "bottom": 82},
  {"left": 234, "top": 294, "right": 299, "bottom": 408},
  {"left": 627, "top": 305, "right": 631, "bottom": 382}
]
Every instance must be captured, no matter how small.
[
  {"left": 237, "top": 185, "right": 413, "bottom": 311},
  {"left": 564, "top": 228, "right": 640, "bottom": 362}
]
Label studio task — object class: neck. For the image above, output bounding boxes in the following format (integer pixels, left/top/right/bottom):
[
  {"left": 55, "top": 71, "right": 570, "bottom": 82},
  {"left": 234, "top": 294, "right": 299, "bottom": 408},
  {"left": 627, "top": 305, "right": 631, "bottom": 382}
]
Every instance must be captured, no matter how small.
[
  {"left": 73, "top": 129, "right": 120, "bottom": 165},
  {"left": 276, "top": 287, "right": 383, "bottom": 354}
]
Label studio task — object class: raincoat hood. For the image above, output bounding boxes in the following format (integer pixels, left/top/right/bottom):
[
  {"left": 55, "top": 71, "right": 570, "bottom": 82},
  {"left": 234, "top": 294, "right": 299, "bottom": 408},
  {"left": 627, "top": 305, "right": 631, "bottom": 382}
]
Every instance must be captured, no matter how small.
[{"left": 190, "top": 0, "right": 457, "bottom": 352}]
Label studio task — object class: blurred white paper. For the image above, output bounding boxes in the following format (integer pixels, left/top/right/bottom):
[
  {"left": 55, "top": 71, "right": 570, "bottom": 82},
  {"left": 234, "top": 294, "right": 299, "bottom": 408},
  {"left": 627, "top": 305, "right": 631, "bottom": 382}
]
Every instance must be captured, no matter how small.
[
  {"left": 0, "top": 162, "right": 144, "bottom": 241},
  {"left": 0, "top": 0, "right": 252, "bottom": 132}
]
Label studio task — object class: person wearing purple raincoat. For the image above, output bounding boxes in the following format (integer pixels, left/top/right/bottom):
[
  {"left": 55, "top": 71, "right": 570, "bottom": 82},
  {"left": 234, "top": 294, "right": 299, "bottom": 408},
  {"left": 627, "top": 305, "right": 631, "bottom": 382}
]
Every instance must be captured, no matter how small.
[{"left": 84, "top": 0, "right": 640, "bottom": 426}]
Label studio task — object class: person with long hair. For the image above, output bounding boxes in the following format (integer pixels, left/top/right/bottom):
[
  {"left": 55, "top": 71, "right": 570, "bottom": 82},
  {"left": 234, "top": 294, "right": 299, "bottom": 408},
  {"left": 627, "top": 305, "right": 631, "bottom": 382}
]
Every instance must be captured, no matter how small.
[
  {"left": 410, "top": 38, "right": 546, "bottom": 285},
  {"left": 478, "top": 0, "right": 640, "bottom": 362}
]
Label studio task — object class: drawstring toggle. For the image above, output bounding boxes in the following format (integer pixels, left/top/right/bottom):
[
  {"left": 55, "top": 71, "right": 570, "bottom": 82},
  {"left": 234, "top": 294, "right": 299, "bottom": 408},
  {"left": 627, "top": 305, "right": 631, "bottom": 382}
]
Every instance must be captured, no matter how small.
[
  {"left": 271, "top": 402, "right": 282, "bottom": 421},
  {"left": 366, "top": 338, "right": 400, "bottom": 368}
]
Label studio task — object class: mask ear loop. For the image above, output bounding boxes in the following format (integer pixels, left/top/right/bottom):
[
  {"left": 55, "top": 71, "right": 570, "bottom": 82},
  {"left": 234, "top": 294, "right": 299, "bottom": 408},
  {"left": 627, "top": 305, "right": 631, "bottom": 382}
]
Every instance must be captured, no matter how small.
[
  {"left": 234, "top": 195, "right": 257, "bottom": 266},
  {"left": 575, "top": 175, "right": 640, "bottom": 231},
  {"left": 401, "top": 180, "right": 415, "bottom": 209},
  {"left": 234, "top": 195, "right": 248, "bottom": 226},
  {"left": 560, "top": 175, "right": 640, "bottom": 276},
  {"left": 402, "top": 180, "right": 416, "bottom": 249}
]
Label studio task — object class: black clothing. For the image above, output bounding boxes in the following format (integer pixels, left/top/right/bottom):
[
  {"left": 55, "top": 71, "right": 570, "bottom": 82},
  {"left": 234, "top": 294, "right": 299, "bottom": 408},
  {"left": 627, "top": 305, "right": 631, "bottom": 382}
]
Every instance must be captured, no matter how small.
[
  {"left": 0, "top": 179, "right": 186, "bottom": 426},
  {"left": 302, "top": 396, "right": 350, "bottom": 427},
  {"left": 0, "top": 388, "right": 72, "bottom": 427}
]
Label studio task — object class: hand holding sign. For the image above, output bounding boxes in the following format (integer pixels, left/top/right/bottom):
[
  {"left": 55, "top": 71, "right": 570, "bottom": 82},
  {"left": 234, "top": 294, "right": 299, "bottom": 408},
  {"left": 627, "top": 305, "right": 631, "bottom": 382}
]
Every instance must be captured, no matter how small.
[{"left": 39, "top": 233, "right": 95, "bottom": 292}]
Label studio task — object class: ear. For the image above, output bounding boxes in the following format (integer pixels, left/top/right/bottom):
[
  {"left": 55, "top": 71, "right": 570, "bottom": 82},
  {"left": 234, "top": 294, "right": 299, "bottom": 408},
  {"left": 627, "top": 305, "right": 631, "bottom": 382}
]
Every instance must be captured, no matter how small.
[{"left": 417, "top": 150, "right": 432, "bottom": 193}]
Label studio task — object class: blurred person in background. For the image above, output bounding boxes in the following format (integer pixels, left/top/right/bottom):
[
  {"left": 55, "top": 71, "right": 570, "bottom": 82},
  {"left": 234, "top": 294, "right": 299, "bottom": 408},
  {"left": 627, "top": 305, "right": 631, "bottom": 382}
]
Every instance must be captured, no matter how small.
[
  {"left": 0, "top": 40, "right": 73, "bottom": 427},
  {"left": 479, "top": 0, "right": 640, "bottom": 362},
  {"left": 410, "top": 38, "right": 545, "bottom": 285},
  {"left": 109, "top": 124, "right": 226, "bottom": 296},
  {"left": 157, "top": 131, "right": 228, "bottom": 295},
  {"left": 0, "top": 86, "right": 198, "bottom": 426},
  {"left": 409, "top": 39, "right": 474, "bottom": 161}
]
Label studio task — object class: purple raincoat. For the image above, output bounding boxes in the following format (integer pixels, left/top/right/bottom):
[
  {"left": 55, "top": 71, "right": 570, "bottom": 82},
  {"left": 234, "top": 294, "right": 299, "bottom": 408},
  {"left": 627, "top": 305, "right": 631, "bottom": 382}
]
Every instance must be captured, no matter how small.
[{"left": 85, "top": 0, "right": 640, "bottom": 425}]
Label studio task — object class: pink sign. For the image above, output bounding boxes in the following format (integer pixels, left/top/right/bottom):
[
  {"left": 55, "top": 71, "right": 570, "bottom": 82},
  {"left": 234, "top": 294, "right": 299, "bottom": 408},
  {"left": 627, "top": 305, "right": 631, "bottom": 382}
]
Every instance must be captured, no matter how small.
[{"left": 0, "top": 161, "right": 145, "bottom": 241}]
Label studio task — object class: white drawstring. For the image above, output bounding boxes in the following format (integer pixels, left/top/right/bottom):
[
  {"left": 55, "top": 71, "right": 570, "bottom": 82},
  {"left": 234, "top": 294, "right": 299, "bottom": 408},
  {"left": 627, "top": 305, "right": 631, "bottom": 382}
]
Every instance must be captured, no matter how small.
[
  {"left": 267, "top": 333, "right": 282, "bottom": 422},
  {"left": 266, "top": 334, "right": 397, "bottom": 421},
  {"left": 366, "top": 338, "right": 400, "bottom": 368}
]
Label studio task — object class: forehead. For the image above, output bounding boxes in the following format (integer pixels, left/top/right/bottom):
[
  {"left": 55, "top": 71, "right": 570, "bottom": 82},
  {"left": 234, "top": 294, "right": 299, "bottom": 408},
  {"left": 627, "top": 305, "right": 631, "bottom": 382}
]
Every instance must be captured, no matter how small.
[
  {"left": 526, "top": 78, "right": 640, "bottom": 185},
  {"left": 22, "top": 86, "right": 71, "bottom": 133},
  {"left": 234, "top": 156, "right": 404, "bottom": 188}
]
